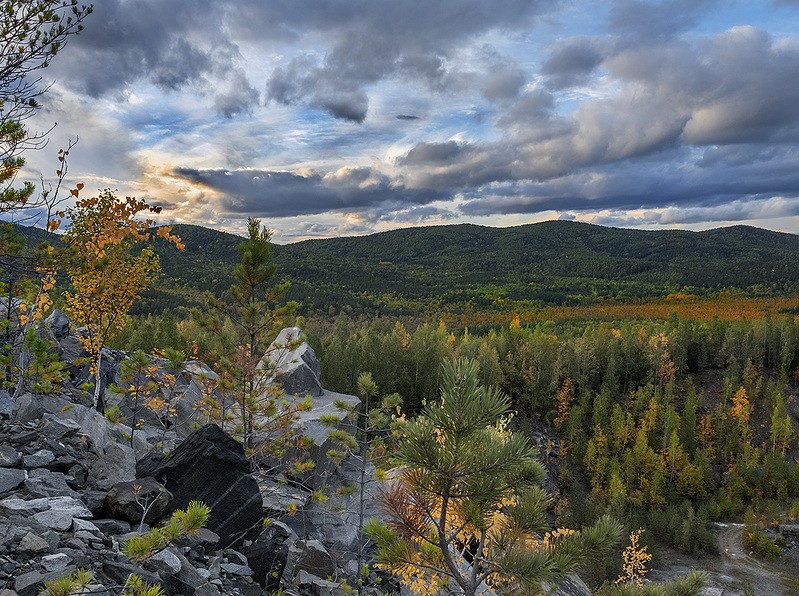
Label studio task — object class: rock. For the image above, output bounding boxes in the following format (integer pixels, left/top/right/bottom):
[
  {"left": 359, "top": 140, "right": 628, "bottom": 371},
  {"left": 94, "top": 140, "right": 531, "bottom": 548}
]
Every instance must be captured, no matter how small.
[
  {"left": 261, "top": 327, "right": 323, "bottom": 397},
  {"left": 40, "top": 552, "right": 72, "bottom": 572},
  {"left": 0, "top": 468, "right": 27, "bottom": 494},
  {"left": 285, "top": 539, "right": 335, "bottom": 582},
  {"left": 25, "top": 469, "right": 77, "bottom": 498},
  {"left": 245, "top": 525, "right": 290, "bottom": 591},
  {"left": 142, "top": 424, "right": 263, "bottom": 548},
  {"left": 296, "top": 570, "right": 343, "bottom": 594},
  {"left": 548, "top": 573, "right": 593, "bottom": 596},
  {"left": 12, "top": 393, "right": 72, "bottom": 424},
  {"left": 40, "top": 413, "right": 82, "bottom": 440},
  {"left": 135, "top": 449, "right": 164, "bottom": 478},
  {"left": 45, "top": 309, "right": 70, "bottom": 341},
  {"left": 102, "top": 560, "right": 160, "bottom": 586},
  {"left": 26, "top": 496, "right": 93, "bottom": 530},
  {"left": 221, "top": 562, "right": 254, "bottom": 576},
  {"left": 18, "top": 531, "right": 50, "bottom": 553},
  {"left": 256, "top": 474, "right": 311, "bottom": 513},
  {"left": 302, "top": 455, "right": 379, "bottom": 550},
  {"left": 80, "top": 490, "right": 108, "bottom": 516},
  {"left": 91, "top": 518, "right": 131, "bottom": 535},
  {"left": 0, "top": 445, "right": 20, "bottom": 467},
  {"left": 21, "top": 449, "right": 55, "bottom": 469},
  {"left": 15, "top": 567, "right": 76, "bottom": 596},
  {"left": 87, "top": 442, "right": 136, "bottom": 490},
  {"left": 71, "top": 518, "right": 102, "bottom": 536},
  {"left": 0, "top": 389, "right": 11, "bottom": 419},
  {"left": 104, "top": 477, "right": 172, "bottom": 524},
  {"left": 146, "top": 546, "right": 182, "bottom": 575}
]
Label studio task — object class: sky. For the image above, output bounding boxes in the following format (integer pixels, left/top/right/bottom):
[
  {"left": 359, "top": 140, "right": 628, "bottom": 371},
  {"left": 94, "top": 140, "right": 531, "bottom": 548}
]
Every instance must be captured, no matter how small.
[{"left": 16, "top": 0, "right": 799, "bottom": 242}]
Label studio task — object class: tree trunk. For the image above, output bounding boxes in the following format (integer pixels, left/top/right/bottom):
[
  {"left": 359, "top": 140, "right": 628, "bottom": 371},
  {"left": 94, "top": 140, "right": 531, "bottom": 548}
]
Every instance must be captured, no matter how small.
[{"left": 93, "top": 350, "right": 104, "bottom": 411}]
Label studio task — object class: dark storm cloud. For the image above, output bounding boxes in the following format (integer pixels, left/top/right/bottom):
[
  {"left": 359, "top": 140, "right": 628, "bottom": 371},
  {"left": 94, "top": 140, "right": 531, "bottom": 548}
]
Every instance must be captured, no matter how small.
[
  {"left": 214, "top": 70, "right": 260, "bottom": 118},
  {"left": 396, "top": 114, "right": 421, "bottom": 121},
  {"left": 607, "top": 0, "right": 719, "bottom": 41},
  {"left": 391, "top": 26, "right": 799, "bottom": 212},
  {"left": 541, "top": 39, "right": 605, "bottom": 88},
  {"left": 260, "top": 0, "right": 555, "bottom": 119},
  {"left": 51, "top": 0, "right": 258, "bottom": 115},
  {"left": 171, "top": 167, "right": 449, "bottom": 217}
]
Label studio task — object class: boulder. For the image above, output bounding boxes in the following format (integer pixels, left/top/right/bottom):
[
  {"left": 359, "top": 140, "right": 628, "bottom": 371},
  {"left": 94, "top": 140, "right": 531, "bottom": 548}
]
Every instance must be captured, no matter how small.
[
  {"left": 302, "top": 454, "right": 380, "bottom": 550},
  {"left": 285, "top": 539, "right": 335, "bottom": 582},
  {"left": 0, "top": 444, "right": 20, "bottom": 467},
  {"left": 45, "top": 309, "right": 70, "bottom": 341},
  {"left": 261, "top": 327, "right": 323, "bottom": 397},
  {"left": 548, "top": 573, "right": 593, "bottom": 596},
  {"left": 18, "top": 531, "right": 50, "bottom": 553},
  {"left": 15, "top": 567, "right": 77, "bottom": 596},
  {"left": 105, "top": 477, "right": 172, "bottom": 524},
  {"left": 25, "top": 469, "right": 78, "bottom": 498},
  {"left": 245, "top": 522, "right": 292, "bottom": 591},
  {"left": 0, "top": 389, "right": 11, "bottom": 419},
  {"left": 87, "top": 442, "right": 136, "bottom": 490},
  {"left": 0, "top": 468, "right": 26, "bottom": 494},
  {"left": 22, "top": 449, "right": 55, "bottom": 469},
  {"left": 141, "top": 424, "right": 263, "bottom": 548},
  {"left": 40, "top": 413, "right": 82, "bottom": 440},
  {"left": 12, "top": 393, "right": 72, "bottom": 424}
]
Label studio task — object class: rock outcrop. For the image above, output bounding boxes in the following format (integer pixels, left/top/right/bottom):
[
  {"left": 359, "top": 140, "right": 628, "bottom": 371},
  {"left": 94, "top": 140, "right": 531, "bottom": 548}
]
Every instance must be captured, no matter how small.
[{"left": 139, "top": 424, "right": 264, "bottom": 549}]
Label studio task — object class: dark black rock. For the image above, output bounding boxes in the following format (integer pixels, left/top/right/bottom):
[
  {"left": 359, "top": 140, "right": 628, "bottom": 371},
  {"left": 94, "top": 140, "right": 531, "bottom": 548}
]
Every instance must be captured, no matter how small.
[
  {"left": 141, "top": 424, "right": 263, "bottom": 549},
  {"left": 135, "top": 449, "right": 165, "bottom": 479},
  {"left": 245, "top": 528, "right": 289, "bottom": 591},
  {"left": 105, "top": 477, "right": 172, "bottom": 524}
]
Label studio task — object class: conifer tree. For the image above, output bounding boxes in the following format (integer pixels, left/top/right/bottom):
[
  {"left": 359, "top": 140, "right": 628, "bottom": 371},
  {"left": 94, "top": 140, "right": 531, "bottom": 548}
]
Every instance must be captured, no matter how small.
[
  {"left": 366, "top": 358, "right": 622, "bottom": 595},
  {"left": 199, "top": 217, "right": 297, "bottom": 449}
]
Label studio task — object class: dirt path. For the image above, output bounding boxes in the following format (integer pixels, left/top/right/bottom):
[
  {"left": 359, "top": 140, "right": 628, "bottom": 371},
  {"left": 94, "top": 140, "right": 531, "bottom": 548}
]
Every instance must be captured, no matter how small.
[{"left": 650, "top": 523, "right": 797, "bottom": 596}]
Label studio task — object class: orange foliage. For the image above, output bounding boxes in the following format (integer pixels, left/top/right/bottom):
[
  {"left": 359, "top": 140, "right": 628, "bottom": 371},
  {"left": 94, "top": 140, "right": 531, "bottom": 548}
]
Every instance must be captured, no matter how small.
[{"left": 442, "top": 296, "right": 799, "bottom": 327}]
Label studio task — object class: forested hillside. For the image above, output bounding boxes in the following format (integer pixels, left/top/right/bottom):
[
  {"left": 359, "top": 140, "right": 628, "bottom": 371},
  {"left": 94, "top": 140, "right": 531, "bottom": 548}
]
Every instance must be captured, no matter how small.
[{"left": 13, "top": 220, "right": 799, "bottom": 318}]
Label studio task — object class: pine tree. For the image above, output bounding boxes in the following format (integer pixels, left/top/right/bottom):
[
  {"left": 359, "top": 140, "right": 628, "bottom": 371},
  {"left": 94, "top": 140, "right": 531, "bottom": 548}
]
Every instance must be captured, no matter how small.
[
  {"left": 199, "top": 217, "right": 297, "bottom": 449},
  {"left": 366, "top": 358, "right": 622, "bottom": 595}
]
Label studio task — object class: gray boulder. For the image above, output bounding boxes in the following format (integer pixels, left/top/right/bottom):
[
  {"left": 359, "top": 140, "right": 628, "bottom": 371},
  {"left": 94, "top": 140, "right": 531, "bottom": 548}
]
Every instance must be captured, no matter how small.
[
  {"left": 0, "top": 468, "right": 26, "bottom": 494},
  {"left": 45, "top": 309, "right": 70, "bottom": 341},
  {"left": 0, "top": 444, "right": 20, "bottom": 467},
  {"left": 0, "top": 389, "right": 11, "bottom": 419},
  {"left": 87, "top": 442, "right": 136, "bottom": 490},
  {"left": 261, "top": 327, "right": 323, "bottom": 397},
  {"left": 25, "top": 469, "right": 78, "bottom": 498},
  {"left": 12, "top": 393, "right": 72, "bottom": 424},
  {"left": 22, "top": 449, "right": 55, "bottom": 469},
  {"left": 40, "top": 413, "right": 82, "bottom": 440},
  {"left": 15, "top": 567, "right": 77, "bottom": 596}
]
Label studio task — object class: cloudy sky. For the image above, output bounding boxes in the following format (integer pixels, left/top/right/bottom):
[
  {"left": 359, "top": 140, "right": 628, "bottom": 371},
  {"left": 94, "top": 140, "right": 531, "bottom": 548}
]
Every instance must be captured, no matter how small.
[{"left": 17, "top": 0, "right": 799, "bottom": 242}]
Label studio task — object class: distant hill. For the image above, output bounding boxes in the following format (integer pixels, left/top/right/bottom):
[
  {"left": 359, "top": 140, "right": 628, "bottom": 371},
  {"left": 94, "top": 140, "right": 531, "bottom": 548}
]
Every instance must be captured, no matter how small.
[{"left": 7, "top": 220, "right": 799, "bottom": 317}]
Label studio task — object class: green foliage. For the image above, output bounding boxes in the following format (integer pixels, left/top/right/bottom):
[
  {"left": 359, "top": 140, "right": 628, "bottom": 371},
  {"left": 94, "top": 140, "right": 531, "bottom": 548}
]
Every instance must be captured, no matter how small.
[
  {"left": 194, "top": 217, "right": 298, "bottom": 449},
  {"left": 368, "top": 358, "right": 623, "bottom": 595},
  {"left": 742, "top": 526, "right": 783, "bottom": 561},
  {"left": 122, "top": 575, "right": 165, "bottom": 596},
  {"left": 104, "top": 404, "right": 125, "bottom": 424},
  {"left": 39, "top": 568, "right": 93, "bottom": 596},
  {"left": 21, "top": 326, "right": 65, "bottom": 393},
  {"left": 122, "top": 500, "right": 211, "bottom": 563},
  {"left": 596, "top": 570, "right": 707, "bottom": 596}
]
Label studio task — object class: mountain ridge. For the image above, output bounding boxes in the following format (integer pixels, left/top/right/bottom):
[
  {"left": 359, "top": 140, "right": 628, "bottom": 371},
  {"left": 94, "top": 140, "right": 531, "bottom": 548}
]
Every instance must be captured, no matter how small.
[{"left": 6, "top": 219, "right": 799, "bottom": 317}]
